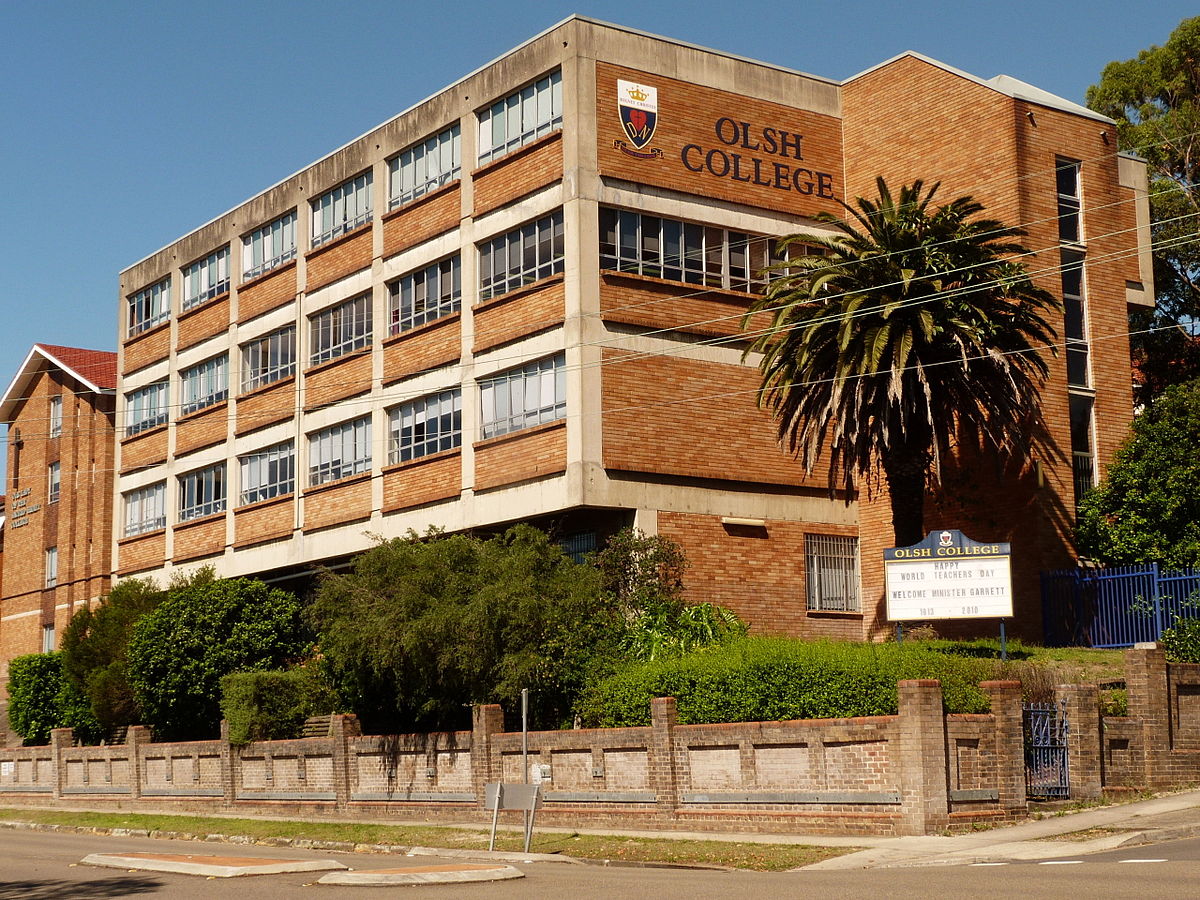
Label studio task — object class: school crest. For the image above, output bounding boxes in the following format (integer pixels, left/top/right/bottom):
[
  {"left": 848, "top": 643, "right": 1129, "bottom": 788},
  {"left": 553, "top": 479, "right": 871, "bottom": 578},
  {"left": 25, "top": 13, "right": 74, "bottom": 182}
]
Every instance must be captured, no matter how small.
[{"left": 616, "top": 80, "right": 662, "bottom": 159}]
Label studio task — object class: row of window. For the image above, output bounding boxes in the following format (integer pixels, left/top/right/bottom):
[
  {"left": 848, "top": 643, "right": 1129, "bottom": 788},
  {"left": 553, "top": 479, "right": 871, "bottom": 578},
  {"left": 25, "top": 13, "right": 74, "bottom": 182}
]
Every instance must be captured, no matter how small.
[
  {"left": 123, "top": 354, "right": 565, "bottom": 533},
  {"left": 128, "top": 71, "right": 564, "bottom": 337}
]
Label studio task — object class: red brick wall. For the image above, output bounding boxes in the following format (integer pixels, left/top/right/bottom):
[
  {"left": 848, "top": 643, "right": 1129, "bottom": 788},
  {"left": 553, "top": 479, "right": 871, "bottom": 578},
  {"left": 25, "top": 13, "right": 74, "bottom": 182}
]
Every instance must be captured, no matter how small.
[
  {"left": 473, "top": 277, "right": 564, "bottom": 353},
  {"left": 233, "top": 496, "right": 294, "bottom": 548},
  {"left": 382, "top": 315, "right": 461, "bottom": 384},
  {"left": 473, "top": 132, "right": 562, "bottom": 216},
  {"left": 382, "top": 184, "right": 461, "bottom": 259},
  {"left": 600, "top": 272, "right": 769, "bottom": 339},
  {"left": 177, "top": 296, "right": 230, "bottom": 351},
  {"left": 236, "top": 378, "right": 296, "bottom": 436},
  {"left": 305, "top": 226, "right": 373, "bottom": 292},
  {"left": 304, "top": 351, "right": 372, "bottom": 412},
  {"left": 382, "top": 451, "right": 461, "bottom": 513},
  {"left": 119, "top": 427, "right": 168, "bottom": 473},
  {"left": 172, "top": 515, "right": 225, "bottom": 563},
  {"left": 474, "top": 421, "right": 566, "bottom": 492},
  {"left": 303, "top": 475, "right": 372, "bottom": 531},
  {"left": 174, "top": 403, "right": 228, "bottom": 457},
  {"left": 122, "top": 324, "right": 170, "bottom": 374},
  {"left": 237, "top": 262, "right": 296, "bottom": 324},
  {"left": 117, "top": 531, "right": 166, "bottom": 576}
]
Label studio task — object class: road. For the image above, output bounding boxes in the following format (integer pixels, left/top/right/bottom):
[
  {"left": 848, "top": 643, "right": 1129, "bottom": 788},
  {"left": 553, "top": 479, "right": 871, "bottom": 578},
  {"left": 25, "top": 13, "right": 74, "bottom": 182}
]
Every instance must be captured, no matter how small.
[{"left": 2, "top": 829, "right": 1199, "bottom": 898}]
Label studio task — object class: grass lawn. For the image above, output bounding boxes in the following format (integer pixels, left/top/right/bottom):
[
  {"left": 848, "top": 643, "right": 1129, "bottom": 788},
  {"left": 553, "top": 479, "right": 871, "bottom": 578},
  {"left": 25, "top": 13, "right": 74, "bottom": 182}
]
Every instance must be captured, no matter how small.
[{"left": 0, "top": 808, "right": 854, "bottom": 872}]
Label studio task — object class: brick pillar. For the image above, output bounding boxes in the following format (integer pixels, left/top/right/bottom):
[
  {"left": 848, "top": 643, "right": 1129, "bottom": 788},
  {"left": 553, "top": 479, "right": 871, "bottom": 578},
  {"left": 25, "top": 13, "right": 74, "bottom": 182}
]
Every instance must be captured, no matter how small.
[
  {"left": 896, "top": 680, "right": 949, "bottom": 835},
  {"left": 981, "top": 680, "right": 1026, "bottom": 814},
  {"left": 218, "top": 719, "right": 236, "bottom": 806},
  {"left": 1057, "top": 683, "right": 1102, "bottom": 799},
  {"left": 649, "top": 697, "right": 679, "bottom": 815},
  {"left": 126, "top": 725, "right": 151, "bottom": 801},
  {"left": 49, "top": 727, "right": 73, "bottom": 800},
  {"left": 329, "top": 713, "right": 359, "bottom": 809},
  {"left": 1125, "top": 644, "right": 1169, "bottom": 788},
  {"left": 471, "top": 704, "right": 504, "bottom": 805}
]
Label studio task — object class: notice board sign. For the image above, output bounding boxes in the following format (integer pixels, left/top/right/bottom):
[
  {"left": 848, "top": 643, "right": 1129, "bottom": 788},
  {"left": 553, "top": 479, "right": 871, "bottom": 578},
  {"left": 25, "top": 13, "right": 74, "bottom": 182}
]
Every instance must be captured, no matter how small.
[{"left": 885, "top": 530, "right": 1013, "bottom": 621}]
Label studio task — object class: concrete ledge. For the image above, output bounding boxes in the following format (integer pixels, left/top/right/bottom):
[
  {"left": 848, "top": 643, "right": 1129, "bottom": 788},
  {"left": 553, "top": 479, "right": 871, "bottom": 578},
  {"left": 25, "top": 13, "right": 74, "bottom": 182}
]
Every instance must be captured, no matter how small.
[
  {"left": 235, "top": 790, "right": 336, "bottom": 801},
  {"left": 318, "top": 863, "right": 524, "bottom": 885},
  {"left": 141, "top": 787, "right": 224, "bottom": 797},
  {"left": 681, "top": 791, "right": 901, "bottom": 805},
  {"left": 62, "top": 787, "right": 133, "bottom": 795},
  {"left": 0, "top": 785, "right": 52, "bottom": 793},
  {"left": 545, "top": 791, "right": 657, "bottom": 803},
  {"left": 350, "top": 791, "right": 474, "bottom": 802},
  {"left": 81, "top": 851, "right": 348, "bottom": 878},
  {"left": 950, "top": 789, "right": 1000, "bottom": 802}
]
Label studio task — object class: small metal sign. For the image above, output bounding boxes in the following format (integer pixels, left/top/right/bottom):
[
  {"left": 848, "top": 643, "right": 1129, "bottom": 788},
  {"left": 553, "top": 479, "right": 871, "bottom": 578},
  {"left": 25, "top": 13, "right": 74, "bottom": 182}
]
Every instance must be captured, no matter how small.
[
  {"left": 484, "top": 782, "right": 542, "bottom": 853},
  {"left": 885, "top": 529, "right": 1013, "bottom": 621}
]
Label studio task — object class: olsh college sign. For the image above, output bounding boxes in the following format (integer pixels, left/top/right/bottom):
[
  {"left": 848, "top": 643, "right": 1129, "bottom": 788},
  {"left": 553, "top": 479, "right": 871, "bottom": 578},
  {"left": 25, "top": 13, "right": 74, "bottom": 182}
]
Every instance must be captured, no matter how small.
[{"left": 885, "top": 530, "right": 1013, "bottom": 621}]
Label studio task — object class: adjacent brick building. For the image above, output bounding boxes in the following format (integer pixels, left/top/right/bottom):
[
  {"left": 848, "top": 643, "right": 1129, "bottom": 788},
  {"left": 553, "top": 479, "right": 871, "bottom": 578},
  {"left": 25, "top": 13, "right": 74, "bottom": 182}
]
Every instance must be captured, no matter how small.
[{"left": 111, "top": 17, "right": 1152, "bottom": 643}]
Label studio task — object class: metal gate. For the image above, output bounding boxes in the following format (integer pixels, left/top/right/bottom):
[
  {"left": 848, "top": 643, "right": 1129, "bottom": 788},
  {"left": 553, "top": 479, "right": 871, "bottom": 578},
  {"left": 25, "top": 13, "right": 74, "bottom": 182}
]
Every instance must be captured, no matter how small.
[{"left": 1024, "top": 701, "right": 1070, "bottom": 799}]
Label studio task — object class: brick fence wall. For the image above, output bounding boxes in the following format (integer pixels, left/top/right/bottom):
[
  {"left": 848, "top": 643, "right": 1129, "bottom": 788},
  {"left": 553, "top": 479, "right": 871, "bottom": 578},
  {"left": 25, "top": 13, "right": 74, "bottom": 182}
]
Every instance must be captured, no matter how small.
[{"left": 1, "top": 649, "right": 1196, "bottom": 836}]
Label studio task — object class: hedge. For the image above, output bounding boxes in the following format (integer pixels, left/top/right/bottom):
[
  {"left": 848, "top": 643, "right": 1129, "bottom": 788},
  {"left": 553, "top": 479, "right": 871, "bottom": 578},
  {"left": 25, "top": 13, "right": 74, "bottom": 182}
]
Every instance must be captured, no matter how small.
[
  {"left": 576, "top": 638, "right": 997, "bottom": 727},
  {"left": 220, "top": 667, "right": 338, "bottom": 746},
  {"left": 7, "top": 652, "right": 102, "bottom": 745}
]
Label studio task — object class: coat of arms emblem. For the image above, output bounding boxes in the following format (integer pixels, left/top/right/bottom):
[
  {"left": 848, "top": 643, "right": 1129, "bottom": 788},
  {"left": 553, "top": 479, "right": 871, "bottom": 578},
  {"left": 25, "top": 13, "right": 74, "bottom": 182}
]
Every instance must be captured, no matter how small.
[{"left": 616, "top": 80, "right": 662, "bottom": 159}]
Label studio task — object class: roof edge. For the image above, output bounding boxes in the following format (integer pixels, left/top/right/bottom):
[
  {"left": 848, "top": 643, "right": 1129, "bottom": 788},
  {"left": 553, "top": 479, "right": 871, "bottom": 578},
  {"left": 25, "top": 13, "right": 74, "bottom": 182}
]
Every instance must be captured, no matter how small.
[{"left": 0, "top": 344, "right": 115, "bottom": 424}]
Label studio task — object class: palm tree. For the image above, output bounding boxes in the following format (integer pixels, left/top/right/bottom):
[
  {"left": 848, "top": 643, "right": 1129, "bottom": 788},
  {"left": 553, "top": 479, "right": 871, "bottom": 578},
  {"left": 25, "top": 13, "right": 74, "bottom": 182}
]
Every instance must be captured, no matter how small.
[{"left": 744, "top": 177, "right": 1060, "bottom": 547}]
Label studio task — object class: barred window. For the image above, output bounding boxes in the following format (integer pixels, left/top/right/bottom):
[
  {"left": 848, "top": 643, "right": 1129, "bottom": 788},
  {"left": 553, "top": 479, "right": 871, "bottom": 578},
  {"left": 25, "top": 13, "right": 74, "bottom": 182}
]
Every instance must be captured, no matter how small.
[
  {"left": 389, "top": 124, "right": 461, "bottom": 209},
  {"left": 182, "top": 247, "right": 230, "bottom": 310},
  {"left": 479, "top": 211, "right": 564, "bottom": 301},
  {"left": 179, "top": 463, "right": 225, "bottom": 522},
  {"left": 243, "top": 212, "right": 297, "bottom": 279},
  {"left": 388, "top": 389, "right": 462, "bottom": 464},
  {"left": 309, "top": 416, "right": 371, "bottom": 486},
  {"left": 599, "top": 207, "right": 781, "bottom": 292},
  {"left": 310, "top": 295, "right": 372, "bottom": 365},
  {"left": 49, "top": 395, "right": 63, "bottom": 438},
  {"left": 125, "top": 381, "right": 168, "bottom": 435},
  {"left": 124, "top": 482, "right": 166, "bottom": 536},
  {"left": 805, "top": 534, "right": 860, "bottom": 612},
  {"left": 478, "top": 70, "right": 562, "bottom": 164},
  {"left": 127, "top": 279, "right": 171, "bottom": 337},
  {"left": 479, "top": 354, "right": 565, "bottom": 440},
  {"left": 240, "top": 441, "right": 295, "bottom": 506},
  {"left": 47, "top": 462, "right": 61, "bottom": 504},
  {"left": 312, "top": 172, "right": 372, "bottom": 247},
  {"left": 389, "top": 256, "right": 461, "bottom": 334},
  {"left": 241, "top": 326, "right": 296, "bottom": 393},
  {"left": 180, "top": 354, "right": 229, "bottom": 415}
]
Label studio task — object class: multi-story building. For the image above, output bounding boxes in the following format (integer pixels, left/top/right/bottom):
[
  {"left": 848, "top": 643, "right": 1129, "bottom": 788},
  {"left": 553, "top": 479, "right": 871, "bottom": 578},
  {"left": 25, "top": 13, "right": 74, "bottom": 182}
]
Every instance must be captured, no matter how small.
[
  {"left": 113, "top": 17, "right": 1153, "bottom": 641},
  {"left": 0, "top": 344, "right": 116, "bottom": 739}
]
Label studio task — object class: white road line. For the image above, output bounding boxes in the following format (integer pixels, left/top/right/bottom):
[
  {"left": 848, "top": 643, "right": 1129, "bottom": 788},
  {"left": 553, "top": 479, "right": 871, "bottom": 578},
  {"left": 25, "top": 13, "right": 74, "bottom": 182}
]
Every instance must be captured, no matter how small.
[
  {"left": 1039, "top": 860, "right": 1083, "bottom": 865},
  {"left": 1118, "top": 859, "right": 1167, "bottom": 863}
]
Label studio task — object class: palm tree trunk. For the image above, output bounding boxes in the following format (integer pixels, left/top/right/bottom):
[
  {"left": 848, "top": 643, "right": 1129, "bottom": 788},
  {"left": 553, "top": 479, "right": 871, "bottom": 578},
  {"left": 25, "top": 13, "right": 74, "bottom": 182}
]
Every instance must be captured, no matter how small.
[{"left": 883, "top": 454, "right": 929, "bottom": 548}]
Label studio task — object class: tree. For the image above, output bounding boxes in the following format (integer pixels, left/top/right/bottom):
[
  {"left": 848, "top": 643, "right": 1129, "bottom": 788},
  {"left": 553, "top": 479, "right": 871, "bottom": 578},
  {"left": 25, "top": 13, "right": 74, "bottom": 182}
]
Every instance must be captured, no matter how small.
[
  {"left": 6, "top": 652, "right": 101, "bottom": 745},
  {"left": 126, "top": 577, "right": 309, "bottom": 741},
  {"left": 1087, "top": 16, "right": 1200, "bottom": 404},
  {"left": 745, "top": 178, "right": 1059, "bottom": 547},
  {"left": 1076, "top": 378, "right": 1200, "bottom": 567},
  {"left": 309, "top": 525, "right": 621, "bottom": 732}
]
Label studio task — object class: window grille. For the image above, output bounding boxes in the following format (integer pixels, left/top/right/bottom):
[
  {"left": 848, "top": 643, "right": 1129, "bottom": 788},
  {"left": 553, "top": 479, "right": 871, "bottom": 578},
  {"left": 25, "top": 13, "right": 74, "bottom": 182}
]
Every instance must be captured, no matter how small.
[
  {"left": 179, "top": 464, "right": 226, "bottom": 521},
  {"left": 127, "top": 279, "right": 171, "bottom": 336},
  {"left": 125, "top": 381, "right": 168, "bottom": 435},
  {"left": 180, "top": 354, "right": 229, "bottom": 415},
  {"left": 805, "top": 534, "right": 860, "bottom": 612},
  {"left": 124, "top": 482, "right": 166, "bottom": 536}
]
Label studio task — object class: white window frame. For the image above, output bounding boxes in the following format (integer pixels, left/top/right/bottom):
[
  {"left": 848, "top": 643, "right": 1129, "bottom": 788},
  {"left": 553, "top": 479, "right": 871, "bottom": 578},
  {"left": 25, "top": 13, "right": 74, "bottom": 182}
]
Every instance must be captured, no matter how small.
[
  {"left": 42, "top": 623, "right": 55, "bottom": 653},
  {"left": 1056, "top": 158, "right": 1082, "bottom": 245},
  {"left": 479, "top": 354, "right": 565, "bottom": 440},
  {"left": 125, "top": 381, "right": 168, "bottom": 435},
  {"left": 310, "top": 295, "right": 372, "bottom": 365},
  {"left": 45, "top": 546, "right": 58, "bottom": 589},
  {"left": 178, "top": 463, "right": 226, "bottom": 522},
  {"left": 389, "top": 124, "right": 461, "bottom": 209},
  {"left": 389, "top": 389, "right": 462, "bottom": 464},
  {"left": 389, "top": 256, "right": 461, "bottom": 335},
  {"left": 49, "top": 395, "right": 63, "bottom": 438},
  {"left": 180, "top": 354, "right": 229, "bottom": 415},
  {"left": 805, "top": 534, "right": 860, "bottom": 612},
  {"left": 182, "top": 246, "right": 230, "bottom": 310},
  {"left": 241, "top": 325, "right": 297, "bottom": 393},
  {"left": 478, "top": 70, "right": 563, "bottom": 164},
  {"left": 478, "top": 211, "right": 564, "bottom": 301},
  {"left": 124, "top": 482, "right": 166, "bottom": 536},
  {"left": 47, "top": 462, "right": 60, "bottom": 504},
  {"left": 240, "top": 441, "right": 295, "bottom": 506},
  {"left": 243, "top": 211, "right": 297, "bottom": 279},
  {"left": 308, "top": 417, "right": 372, "bottom": 486},
  {"left": 312, "top": 172, "right": 373, "bottom": 247},
  {"left": 127, "top": 279, "right": 171, "bottom": 337}
]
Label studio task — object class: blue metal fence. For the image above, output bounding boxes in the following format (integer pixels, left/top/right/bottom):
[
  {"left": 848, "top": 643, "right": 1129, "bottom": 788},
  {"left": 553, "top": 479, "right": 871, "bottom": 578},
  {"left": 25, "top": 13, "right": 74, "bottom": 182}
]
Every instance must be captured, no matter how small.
[{"left": 1042, "top": 564, "right": 1200, "bottom": 648}]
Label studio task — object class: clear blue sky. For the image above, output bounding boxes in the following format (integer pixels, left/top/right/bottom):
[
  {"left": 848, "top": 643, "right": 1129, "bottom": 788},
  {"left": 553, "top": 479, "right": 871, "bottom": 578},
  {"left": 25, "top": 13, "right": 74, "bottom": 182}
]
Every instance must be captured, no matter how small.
[{"left": 0, "top": 1, "right": 1192, "bottom": 451}]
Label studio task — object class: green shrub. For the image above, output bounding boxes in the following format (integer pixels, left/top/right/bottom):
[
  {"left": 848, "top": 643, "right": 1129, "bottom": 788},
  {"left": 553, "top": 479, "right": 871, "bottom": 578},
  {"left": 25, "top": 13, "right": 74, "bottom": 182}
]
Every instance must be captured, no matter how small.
[
  {"left": 7, "top": 652, "right": 102, "bottom": 745},
  {"left": 576, "top": 638, "right": 995, "bottom": 727},
  {"left": 1162, "top": 616, "right": 1200, "bottom": 663},
  {"left": 220, "top": 667, "right": 339, "bottom": 745}
]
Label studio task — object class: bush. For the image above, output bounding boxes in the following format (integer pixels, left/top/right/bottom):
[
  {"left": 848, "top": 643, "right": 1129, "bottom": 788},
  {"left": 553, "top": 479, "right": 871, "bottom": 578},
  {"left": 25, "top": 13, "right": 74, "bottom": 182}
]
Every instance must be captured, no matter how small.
[
  {"left": 220, "top": 667, "right": 339, "bottom": 746},
  {"left": 576, "top": 638, "right": 996, "bottom": 727},
  {"left": 7, "top": 653, "right": 102, "bottom": 745},
  {"left": 1162, "top": 616, "right": 1200, "bottom": 663}
]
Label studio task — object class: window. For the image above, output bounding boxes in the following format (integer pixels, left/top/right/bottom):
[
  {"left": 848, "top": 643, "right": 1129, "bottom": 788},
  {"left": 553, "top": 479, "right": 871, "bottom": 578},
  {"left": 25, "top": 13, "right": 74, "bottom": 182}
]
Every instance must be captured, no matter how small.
[
  {"left": 599, "top": 207, "right": 781, "bottom": 292},
  {"left": 127, "top": 279, "right": 170, "bottom": 337},
  {"left": 389, "top": 125, "right": 461, "bottom": 209},
  {"left": 240, "top": 441, "right": 295, "bottom": 505},
  {"left": 49, "top": 395, "right": 62, "bottom": 438},
  {"left": 1070, "top": 393, "right": 1096, "bottom": 510},
  {"left": 45, "top": 547, "right": 58, "bottom": 588},
  {"left": 180, "top": 354, "right": 228, "bottom": 415},
  {"left": 243, "top": 211, "right": 297, "bottom": 279},
  {"left": 47, "top": 462, "right": 60, "bottom": 504},
  {"left": 310, "top": 295, "right": 372, "bottom": 365},
  {"left": 1062, "top": 250, "right": 1089, "bottom": 388},
  {"left": 312, "top": 172, "right": 372, "bottom": 247},
  {"left": 124, "top": 482, "right": 166, "bottom": 536},
  {"left": 182, "top": 247, "right": 230, "bottom": 310},
  {"left": 388, "top": 389, "right": 462, "bottom": 463},
  {"left": 179, "top": 463, "right": 225, "bottom": 521},
  {"left": 478, "top": 70, "right": 563, "bottom": 164},
  {"left": 1056, "top": 158, "right": 1082, "bottom": 244},
  {"left": 805, "top": 534, "right": 860, "bottom": 612},
  {"left": 479, "top": 354, "right": 565, "bottom": 439},
  {"left": 125, "top": 381, "right": 168, "bottom": 435},
  {"left": 309, "top": 417, "right": 371, "bottom": 485},
  {"left": 241, "top": 326, "right": 296, "bottom": 392},
  {"left": 389, "top": 256, "right": 461, "bottom": 334},
  {"left": 41, "top": 623, "right": 55, "bottom": 653},
  {"left": 479, "top": 211, "right": 564, "bottom": 301}
]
